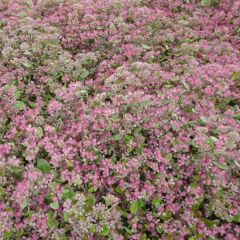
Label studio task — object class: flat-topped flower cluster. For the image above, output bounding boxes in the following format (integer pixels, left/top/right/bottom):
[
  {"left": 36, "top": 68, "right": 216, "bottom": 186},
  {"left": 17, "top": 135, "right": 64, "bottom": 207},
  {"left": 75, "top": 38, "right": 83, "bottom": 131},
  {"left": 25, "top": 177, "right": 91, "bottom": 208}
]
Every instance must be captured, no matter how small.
[{"left": 0, "top": 0, "right": 240, "bottom": 239}]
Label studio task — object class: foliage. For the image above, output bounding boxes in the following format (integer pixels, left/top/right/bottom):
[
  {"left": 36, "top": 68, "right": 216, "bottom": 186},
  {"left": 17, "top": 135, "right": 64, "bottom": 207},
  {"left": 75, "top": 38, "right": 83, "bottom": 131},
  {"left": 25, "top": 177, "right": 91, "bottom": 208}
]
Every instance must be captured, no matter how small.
[{"left": 0, "top": 0, "right": 239, "bottom": 239}]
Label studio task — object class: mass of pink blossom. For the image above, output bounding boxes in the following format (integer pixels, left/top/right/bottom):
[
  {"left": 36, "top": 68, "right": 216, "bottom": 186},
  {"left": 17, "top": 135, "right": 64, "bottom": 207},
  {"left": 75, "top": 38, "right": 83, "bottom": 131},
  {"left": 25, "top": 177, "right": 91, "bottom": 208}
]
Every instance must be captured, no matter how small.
[{"left": 0, "top": 0, "right": 240, "bottom": 239}]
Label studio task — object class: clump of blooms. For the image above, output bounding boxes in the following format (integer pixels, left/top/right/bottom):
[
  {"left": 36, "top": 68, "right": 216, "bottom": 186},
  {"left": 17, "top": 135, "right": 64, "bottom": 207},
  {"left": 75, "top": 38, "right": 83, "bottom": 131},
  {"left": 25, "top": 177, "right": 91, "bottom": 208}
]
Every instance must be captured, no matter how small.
[{"left": 0, "top": 0, "right": 240, "bottom": 239}]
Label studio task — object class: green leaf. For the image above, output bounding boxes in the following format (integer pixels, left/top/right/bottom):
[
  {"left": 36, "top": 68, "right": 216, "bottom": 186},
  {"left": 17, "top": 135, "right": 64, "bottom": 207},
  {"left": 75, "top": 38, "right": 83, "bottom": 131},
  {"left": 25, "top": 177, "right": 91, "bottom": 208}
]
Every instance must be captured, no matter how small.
[
  {"left": 123, "top": 226, "right": 132, "bottom": 234},
  {"left": 137, "top": 199, "right": 145, "bottom": 209},
  {"left": 23, "top": 62, "right": 32, "bottom": 68},
  {"left": 99, "top": 224, "right": 110, "bottom": 236},
  {"left": 124, "top": 135, "right": 134, "bottom": 144},
  {"left": 130, "top": 201, "right": 139, "bottom": 214},
  {"left": 190, "top": 182, "right": 199, "bottom": 189},
  {"left": 203, "top": 218, "right": 220, "bottom": 228},
  {"left": 210, "top": 136, "right": 218, "bottom": 142},
  {"left": 201, "top": 0, "right": 211, "bottom": 6},
  {"left": 199, "top": 116, "right": 208, "bottom": 125},
  {"left": 88, "top": 186, "right": 97, "bottom": 192},
  {"left": 50, "top": 202, "right": 59, "bottom": 210},
  {"left": 15, "top": 101, "right": 26, "bottom": 111},
  {"left": 62, "top": 187, "right": 75, "bottom": 200},
  {"left": 232, "top": 71, "right": 240, "bottom": 81},
  {"left": 201, "top": 0, "right": 220, "bottom": 6},
  {"left": 214, "top": 162, "right": 228, "bottom": 170},
  {"left": 232, "top": 214, "right": 240, "bottom": 222},
  {"left": 192, "top": 203, "right": 200, "bottom": 211},
  {"left": 182, "top": 81, "right": 190, "bottom": 91},
  {"left": 113, "top": 134, "right": 122, "bottom": 141},
  {"left": 80, "top": 69, "right": 89, "bottom": 80},
  {"left": 48, "top": 211, "right": 55, "bottom": 219},
  {"left": 45, "top": 193, "right": 55, "bottom": 204},
  {"left": 23, "top": 50, "right": 31, "bottom": 56},
  {"left": 36, "top": 159, "right": 51, "bottom": 174},
  {"left": 59, "top": 234, "right": 68, "bottom": 240},
  {"left": 36, "top": 127, "right": 44, "bottom": 139},
  {"left": 7, "top": 166, "right": 24, "bottom": 176},
  {"left": 140, "top": 234, "right": 147, "bottom": 240},
  {"left": 110, "top": 114, "right": 121, "bottom": 122},
  {"left": 86, "top": 195, "right": 96, "bottom": 211},
  {"left": 152, "top": 197, "right": 163, "bottom": 208},
  {"left": 156, "top": 224, "right": 164, "bottom": 234},
  {"left": 21, "top": 197, "right": 29, "bottom": 209},
  {"left": 74, "top": 176, "right": 83, "bottom": 186},
  {"left": 207, "top": 136, "right": 218, "bottom": 148},
  {"left": 115, "top": 186, "right": 125, "bottom": 194},
  {"left": 16, "top": 229, "right": 25, "bottom": 237},
  {"left": 0, "top": 186, "right": 5, "bottom": 199},
  {"left": 63, "top": 212, "right": 72, "bottom": 222},
  {"left": 103, "top": 195, "right": 114, "bottom": 206},
  {"left": 165, "top": 153, "right": 173, "bottom": 161},
  {"left": 85, "top": 38, "right": 95, "bottom": 45},
  {"left": 14, "top": 89, "right": 22, "bottom": 100},
  {"left": 142, "top": 44, "right": 151, "bottom": 50},
  {"left": 47, "top": 218, "right": 59, "bottom": 229},
  {"left": 161, "top": 210, "right": 172, "bottom": 220},
  {"left": 193, "top": 175, "right": 200, "bottom": 181},
  {"left": 3, "top": 232, "right": 11, "bottom": 239},
  {"left": 188, "top": 237, "right": 198, "bottom": 240},
  {"left": 29, "top": 102, "right": 36, "bottom": 109},
  {"left": 3, "top": 231, "right": 13, "bottom": 239},
  {"left": 89, "top": 225, "right": 96, "bottom": 233}
]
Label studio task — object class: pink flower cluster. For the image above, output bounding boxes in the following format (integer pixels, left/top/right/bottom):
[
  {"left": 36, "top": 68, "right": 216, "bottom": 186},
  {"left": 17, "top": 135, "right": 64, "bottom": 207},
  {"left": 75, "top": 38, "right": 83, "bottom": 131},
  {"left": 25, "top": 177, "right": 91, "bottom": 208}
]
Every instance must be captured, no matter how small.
[{"left": 0, "top": 0, "right": 240, "bottom": 239}]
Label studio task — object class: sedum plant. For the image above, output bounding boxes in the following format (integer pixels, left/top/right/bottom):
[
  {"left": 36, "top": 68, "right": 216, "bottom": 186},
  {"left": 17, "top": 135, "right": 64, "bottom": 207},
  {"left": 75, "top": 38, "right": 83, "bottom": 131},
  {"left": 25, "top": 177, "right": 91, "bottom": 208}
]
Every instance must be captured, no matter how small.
[{"left": 0, "top": 0, "right": 239, "bottom": 239}]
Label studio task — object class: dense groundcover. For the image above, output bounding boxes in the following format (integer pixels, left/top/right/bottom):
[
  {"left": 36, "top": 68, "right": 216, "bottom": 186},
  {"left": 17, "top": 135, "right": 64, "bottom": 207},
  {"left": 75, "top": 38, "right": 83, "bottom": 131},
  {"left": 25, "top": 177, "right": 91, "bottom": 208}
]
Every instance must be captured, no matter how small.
[{"left": 0, "top": 0, "right": 240, "bottom": 239}]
